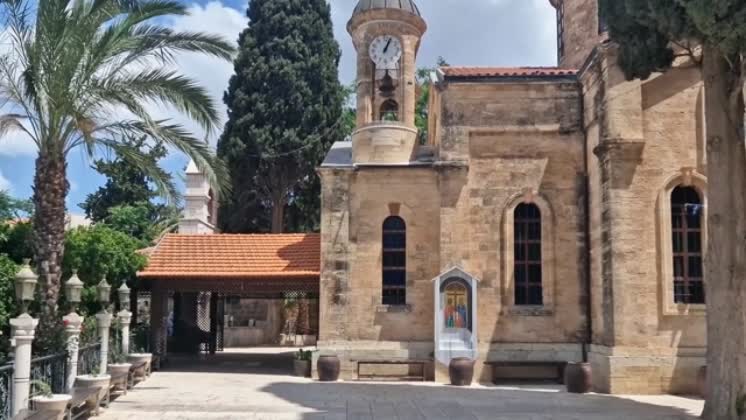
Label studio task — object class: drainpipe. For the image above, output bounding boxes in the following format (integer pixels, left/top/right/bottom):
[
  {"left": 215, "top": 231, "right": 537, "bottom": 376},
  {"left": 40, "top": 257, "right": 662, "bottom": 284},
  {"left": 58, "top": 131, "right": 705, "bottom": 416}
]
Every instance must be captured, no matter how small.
[{"left": 579, "top": 76, "right": 593, "bottom": 364}]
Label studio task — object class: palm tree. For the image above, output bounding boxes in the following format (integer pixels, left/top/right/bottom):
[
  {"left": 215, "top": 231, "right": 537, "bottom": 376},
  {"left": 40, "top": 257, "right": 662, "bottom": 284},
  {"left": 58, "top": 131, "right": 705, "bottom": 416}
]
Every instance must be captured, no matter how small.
[{"left": 0, "top": 0, "right": 235, "bottom": 321}]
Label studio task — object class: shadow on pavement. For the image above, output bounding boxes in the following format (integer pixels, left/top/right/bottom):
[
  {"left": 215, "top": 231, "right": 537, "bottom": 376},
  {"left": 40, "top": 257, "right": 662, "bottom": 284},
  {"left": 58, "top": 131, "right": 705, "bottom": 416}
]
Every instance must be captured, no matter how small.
[{"left": 260, "top": 381, "right": 702, "bottom": 420}]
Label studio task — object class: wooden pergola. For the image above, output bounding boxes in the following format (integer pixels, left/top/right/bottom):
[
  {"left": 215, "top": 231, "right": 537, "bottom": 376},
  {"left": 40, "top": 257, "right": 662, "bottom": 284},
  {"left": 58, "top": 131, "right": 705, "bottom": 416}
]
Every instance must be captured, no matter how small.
[{"left": 136, "top": 233, "right": 320, "bottom": 356}]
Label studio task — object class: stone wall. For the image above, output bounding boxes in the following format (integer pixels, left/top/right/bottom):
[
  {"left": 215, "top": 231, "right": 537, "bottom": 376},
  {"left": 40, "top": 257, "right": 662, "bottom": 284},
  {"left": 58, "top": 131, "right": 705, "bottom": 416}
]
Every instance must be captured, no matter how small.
[
  {"left": 319, "top": 78, "right": 588, "bottom": 381},
  {"left": 583, "top": 45, "right": 706, "bottom": 394}
]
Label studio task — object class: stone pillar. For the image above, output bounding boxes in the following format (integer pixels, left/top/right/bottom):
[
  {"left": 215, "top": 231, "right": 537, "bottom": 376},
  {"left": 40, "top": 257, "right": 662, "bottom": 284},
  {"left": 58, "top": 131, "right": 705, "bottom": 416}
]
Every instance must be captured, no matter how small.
[
  {"left": 10, "top": 314, "right": 38, "bottom": 417},
  {"left": 96, "top": 311, "right": 113, "bottom": 374},
  {"left": 118, "top": 310, "right": 132, "bottom": 355},
  {"left": 63, "top": 312, "right": 84, "bottom": 392}
]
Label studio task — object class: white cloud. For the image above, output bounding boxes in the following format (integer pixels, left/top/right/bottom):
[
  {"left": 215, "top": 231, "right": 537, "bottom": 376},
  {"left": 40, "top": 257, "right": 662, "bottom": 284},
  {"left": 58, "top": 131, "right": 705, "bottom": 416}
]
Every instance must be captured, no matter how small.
[
  {"left": 150, "top": 2, "right": 247, "bottom": 148},
  {"left": 0, "top": 169, "right": 11, "bottom": 192},
  {"left": 0, "top": 132, "right": 37, "bottom": 157}
]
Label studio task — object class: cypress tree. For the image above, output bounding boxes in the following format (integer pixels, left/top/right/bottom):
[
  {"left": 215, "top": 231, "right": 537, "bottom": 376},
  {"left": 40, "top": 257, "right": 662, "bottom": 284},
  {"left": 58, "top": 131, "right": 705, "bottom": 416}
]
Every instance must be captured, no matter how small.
[
  {"left": 218, "top": 0, "right": 345, "bottom": 233},
  {"left": 600, "top": 2, "right": 746, "bottom": 419}
]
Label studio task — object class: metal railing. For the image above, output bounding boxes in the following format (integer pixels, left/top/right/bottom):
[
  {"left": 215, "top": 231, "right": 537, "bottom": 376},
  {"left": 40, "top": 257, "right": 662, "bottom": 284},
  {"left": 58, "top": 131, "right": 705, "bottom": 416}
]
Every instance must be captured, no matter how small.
[
  {"left": 0, "top": 364, "right": 13, "bottom": 420},
  {"left": 77, "top": 343, "right": 101, "bottom": 376},
  {"left": 30, "top": 352, "right": 68, "bottom": 395}
]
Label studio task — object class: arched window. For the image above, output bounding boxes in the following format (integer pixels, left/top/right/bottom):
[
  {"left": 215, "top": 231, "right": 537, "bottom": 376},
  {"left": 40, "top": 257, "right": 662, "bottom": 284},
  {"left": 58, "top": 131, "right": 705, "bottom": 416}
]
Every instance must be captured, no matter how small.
[
  {"left": 671, "top": 186, "right": 704, "bottom": 304},
  {"left": 380, "top": 100, "right": 399, "bottom": 122},
  {"left": 514, "top": 203, "right": 543, "bottom": 305},
  {"left": 382, "top": 216, "right": 406, "bottom": 305}
]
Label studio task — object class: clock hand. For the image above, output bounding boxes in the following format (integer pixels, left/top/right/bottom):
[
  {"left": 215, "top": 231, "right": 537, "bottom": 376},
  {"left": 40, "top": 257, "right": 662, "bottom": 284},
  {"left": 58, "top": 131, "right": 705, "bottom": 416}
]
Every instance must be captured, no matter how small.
[{"left": 384, "top": 38, "right": 392, "bottom": 53}]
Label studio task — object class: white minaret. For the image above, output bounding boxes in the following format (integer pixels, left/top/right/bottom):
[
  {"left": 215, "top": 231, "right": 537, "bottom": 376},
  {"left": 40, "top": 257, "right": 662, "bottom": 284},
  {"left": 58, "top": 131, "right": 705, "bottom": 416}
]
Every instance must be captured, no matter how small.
[{"left": 179, "top": 159, "right": 217, "bottom": 234}]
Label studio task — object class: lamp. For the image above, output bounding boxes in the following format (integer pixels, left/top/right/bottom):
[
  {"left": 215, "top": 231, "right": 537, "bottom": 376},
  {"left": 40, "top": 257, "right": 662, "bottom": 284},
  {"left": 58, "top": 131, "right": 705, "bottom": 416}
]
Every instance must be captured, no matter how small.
[
  {"left": 14, "top": 259, "right": 37, "bottom": 313},
  {"left": 96, "top": 276, "right": 111, "bottom": 308},
  {"left": 118, "top": 282, "right": 130, "bottom": 311},
  {"left": 65, "top": 270, "right": 84, "bottom": 310}
]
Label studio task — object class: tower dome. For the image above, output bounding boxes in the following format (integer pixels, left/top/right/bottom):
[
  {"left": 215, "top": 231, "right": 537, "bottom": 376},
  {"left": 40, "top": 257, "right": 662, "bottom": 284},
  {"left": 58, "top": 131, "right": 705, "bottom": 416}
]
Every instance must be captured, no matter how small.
[{"left": 353, "top": 0, "right": 421, "bottom": 17}]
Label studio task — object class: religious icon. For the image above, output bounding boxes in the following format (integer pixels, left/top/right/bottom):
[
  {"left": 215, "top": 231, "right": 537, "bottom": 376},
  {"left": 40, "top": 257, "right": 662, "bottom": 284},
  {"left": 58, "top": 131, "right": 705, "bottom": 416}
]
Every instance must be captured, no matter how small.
[{"left": 444, "top": 282, "right": 468, "bottom": 329}]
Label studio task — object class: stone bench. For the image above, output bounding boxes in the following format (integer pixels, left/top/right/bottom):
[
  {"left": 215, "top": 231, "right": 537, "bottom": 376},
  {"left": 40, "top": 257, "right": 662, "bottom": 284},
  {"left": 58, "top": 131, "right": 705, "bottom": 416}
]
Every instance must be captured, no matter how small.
[
  {"left": 485, "top": 361, "right": 567, "bottom": 384},
  {"left": 353, "top": 358, "right": 432, "bottom": 381}
]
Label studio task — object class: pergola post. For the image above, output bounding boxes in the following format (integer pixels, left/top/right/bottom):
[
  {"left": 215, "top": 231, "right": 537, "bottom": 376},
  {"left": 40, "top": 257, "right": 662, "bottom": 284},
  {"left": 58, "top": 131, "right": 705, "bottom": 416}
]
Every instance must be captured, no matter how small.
[{"left": 150, "top": 286, "right": 169, "bottom": 358}]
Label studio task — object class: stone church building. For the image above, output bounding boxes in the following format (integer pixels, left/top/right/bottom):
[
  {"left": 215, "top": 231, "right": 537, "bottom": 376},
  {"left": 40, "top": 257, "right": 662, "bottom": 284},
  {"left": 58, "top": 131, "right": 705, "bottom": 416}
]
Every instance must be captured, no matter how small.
[{"left": 317, "top": 0, "right": 707, "bottom": 394}]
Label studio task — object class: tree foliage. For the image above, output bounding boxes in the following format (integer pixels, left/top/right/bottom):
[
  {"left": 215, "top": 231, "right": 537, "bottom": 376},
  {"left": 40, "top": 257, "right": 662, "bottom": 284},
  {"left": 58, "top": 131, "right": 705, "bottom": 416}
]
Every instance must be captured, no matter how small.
[
  {"left": 0, "top": 256, "right": 18, "bottom": 360},
  {"left": 218, "top": 0, "right": 345, "bottom": 234},
  {"left": 415, "top": 57, "right": 448, "bottom": 144},
  {"left": 62, "top": 225, "right": 147, "bottom": 316},
  {"left": 81, "top": 137, "right": 178, "bottom": 226},
  {"left": 0, "top": 191, "right": 32, "bottom": 222},
  {"left": 0, "top": 221, "right": 33, "bottom": 263}
]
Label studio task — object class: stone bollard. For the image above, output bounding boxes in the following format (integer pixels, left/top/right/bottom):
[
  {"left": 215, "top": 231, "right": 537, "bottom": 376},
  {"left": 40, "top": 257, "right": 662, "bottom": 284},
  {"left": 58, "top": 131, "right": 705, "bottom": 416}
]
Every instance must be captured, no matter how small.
[
  {"left": 63, "top": 312, "right": 84, "bottom": 392},
  {"left": 96, "top": 311, "right": 113, "bottom": 374},
  {"left": 10, "top": 313, "right": 38, "bottom": 417},
  {"left": 117, "top": 310, "right": 132, "bottom": 355}
]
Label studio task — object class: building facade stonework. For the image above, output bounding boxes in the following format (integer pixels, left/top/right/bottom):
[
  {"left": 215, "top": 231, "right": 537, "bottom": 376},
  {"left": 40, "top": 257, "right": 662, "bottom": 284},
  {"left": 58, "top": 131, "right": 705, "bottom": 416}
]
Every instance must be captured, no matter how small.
[{"left": 317, "top": 0, "right": 706, "bottom": 394}]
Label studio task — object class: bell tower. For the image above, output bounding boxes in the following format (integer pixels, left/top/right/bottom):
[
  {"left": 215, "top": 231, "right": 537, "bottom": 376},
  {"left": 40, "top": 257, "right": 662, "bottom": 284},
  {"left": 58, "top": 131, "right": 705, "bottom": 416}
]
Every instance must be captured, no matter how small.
[
  {"left": 550, "top": 0, "right": 608, "bottom": 69},
  {"left": 348, "top": 0, "right": 427, "bottom": 164}
]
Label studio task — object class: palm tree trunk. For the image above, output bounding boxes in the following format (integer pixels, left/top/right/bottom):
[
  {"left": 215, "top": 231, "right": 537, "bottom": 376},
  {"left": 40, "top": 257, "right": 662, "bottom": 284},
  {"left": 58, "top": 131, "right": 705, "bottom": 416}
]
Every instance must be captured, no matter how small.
[
  {"left": 32, "top": 147, "right": 69, "bottom": 319},
  {"left": 701, "top": 45, "right": 746, "bottom": 420}
]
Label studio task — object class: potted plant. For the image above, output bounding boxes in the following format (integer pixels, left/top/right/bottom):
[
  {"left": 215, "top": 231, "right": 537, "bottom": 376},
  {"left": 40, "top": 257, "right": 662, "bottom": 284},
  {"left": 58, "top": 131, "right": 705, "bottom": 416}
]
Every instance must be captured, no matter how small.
[
  {"left": 108, "top": 334, "right": 132, "bottom": 390},
  {"left": 30, "top": 380, "right": 71, "bottom": 420},
  {"left": 294, "top": 349, "right": 312, "bottom": 377},
  {"left": 448, "top": 357, "right": 475, "bottom": 386},
  {"left": 127, "top": 344, "right": 153, "bottom": 378},
  {"left": 75, "top": 365, "right": 111, "bottom": 403}
]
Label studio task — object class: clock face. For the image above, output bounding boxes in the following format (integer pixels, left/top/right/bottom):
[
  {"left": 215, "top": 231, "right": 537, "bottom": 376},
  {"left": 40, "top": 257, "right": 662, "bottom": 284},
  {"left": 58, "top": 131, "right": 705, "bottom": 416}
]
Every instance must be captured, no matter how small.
[{"left": 369, "top": 35, "right": 402, "bottom": 69}]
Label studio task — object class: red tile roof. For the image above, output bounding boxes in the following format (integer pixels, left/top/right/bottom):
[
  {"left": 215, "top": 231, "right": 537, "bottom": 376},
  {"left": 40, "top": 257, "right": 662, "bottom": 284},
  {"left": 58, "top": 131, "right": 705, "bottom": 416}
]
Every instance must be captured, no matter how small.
[
  {"left": 137, "top": 233, "right": 320, "bottom": 279},
  {"left": 440, "top": 66, "right": 578, "bottom": 79}
]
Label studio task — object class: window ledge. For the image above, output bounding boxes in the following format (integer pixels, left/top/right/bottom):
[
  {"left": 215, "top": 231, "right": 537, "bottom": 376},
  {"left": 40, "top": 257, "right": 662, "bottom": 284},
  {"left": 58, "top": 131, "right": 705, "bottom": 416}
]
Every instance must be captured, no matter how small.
[
  {"left": 376, "top": 304, "right": 412, "bottom": 314},
  {"left": 503, "top": 306, "right": 553, "bottom": 317},
  {"left": 663, "top": 304, "right": 706, "bottom": 316}
]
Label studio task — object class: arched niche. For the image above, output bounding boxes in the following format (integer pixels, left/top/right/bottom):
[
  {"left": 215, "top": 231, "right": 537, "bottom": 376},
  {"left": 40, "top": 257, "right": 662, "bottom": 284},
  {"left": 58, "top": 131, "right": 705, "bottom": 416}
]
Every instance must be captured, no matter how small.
[{"left": 432, "top": 267, "right": 479, "bottom": 366}]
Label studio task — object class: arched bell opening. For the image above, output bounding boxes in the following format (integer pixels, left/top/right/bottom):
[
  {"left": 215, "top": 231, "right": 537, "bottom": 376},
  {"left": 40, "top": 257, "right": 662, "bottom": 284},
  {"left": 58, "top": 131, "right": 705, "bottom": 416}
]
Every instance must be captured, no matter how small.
[{"left": 379, "top": 99, "right": 399, "bottom": 122}]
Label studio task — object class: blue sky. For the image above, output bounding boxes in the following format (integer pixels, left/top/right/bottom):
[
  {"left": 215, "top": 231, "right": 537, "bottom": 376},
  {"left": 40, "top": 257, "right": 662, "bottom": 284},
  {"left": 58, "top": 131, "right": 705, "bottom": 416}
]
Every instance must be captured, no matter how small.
[{"left": 0, "top": 0, "right": 557, "bottom": 216}]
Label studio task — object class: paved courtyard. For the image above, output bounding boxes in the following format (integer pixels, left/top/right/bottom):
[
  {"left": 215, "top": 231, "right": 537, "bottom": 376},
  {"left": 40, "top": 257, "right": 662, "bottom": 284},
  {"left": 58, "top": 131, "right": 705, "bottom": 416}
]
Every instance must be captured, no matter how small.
[{"left": 97, "top": 349, "right": 704, "bottom": 420}]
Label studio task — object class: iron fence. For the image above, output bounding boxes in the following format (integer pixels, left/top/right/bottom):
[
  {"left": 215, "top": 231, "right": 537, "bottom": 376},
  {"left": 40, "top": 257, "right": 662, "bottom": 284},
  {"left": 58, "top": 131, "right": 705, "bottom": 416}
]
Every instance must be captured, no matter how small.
[
  {"left": 0, "top": 364, "right": 12, "bottom": 420},
  {"left": 77, "top": 343, "right": 101, "bottom": 376},
  {"left": 30, "top": 352, "right": 68, "bottom": 395}
]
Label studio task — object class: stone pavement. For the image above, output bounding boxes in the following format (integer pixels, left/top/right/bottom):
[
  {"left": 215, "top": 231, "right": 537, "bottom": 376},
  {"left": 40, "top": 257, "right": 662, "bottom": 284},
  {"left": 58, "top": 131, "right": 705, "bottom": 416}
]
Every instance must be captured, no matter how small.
[{"left": 96, "top": 350, "right": 704, "bottom": 420}]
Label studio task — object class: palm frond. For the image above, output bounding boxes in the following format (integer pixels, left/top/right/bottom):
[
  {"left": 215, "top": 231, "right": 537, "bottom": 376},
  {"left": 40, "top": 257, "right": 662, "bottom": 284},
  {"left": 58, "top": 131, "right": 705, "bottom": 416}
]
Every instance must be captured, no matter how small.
[
  {"left": 95, "top": 119, "right": 231, "bottom": 197},
  {"left": 95, "top": 137, "right": 183, "bottom": 205}
]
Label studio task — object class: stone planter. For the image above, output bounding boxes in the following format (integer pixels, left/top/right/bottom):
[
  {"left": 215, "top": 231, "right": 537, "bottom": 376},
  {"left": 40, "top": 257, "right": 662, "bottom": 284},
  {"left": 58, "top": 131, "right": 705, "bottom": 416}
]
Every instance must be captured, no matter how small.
[
  {"left": 448, "top": 357, "right": 475, "bottom": 386},
  {"left": 32, "top": 395, "right": 72, "bottom": 420},
  {"left": 294, "top": 359, "right": 312, "bottom": 377},
  {"left": 697, "top": 365, "right": 707, "bottom": 399},
  {"left": 75, "top": 374, "right": 111, "bottom": 402},
  {"left": 565, "top": 362, "right": 592, "bottom": 394},
  {"left": 317, "top": 355, "right": 340, "bottom": 382},
  {"left": 108, "top": 363, "right": 132, "bottom": 377},
  {"left": 108, "top": 363, "right": 132, "bottom": 391},
  {"left": 128, "top": 353, "right": 153, "bottom": 376}
]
